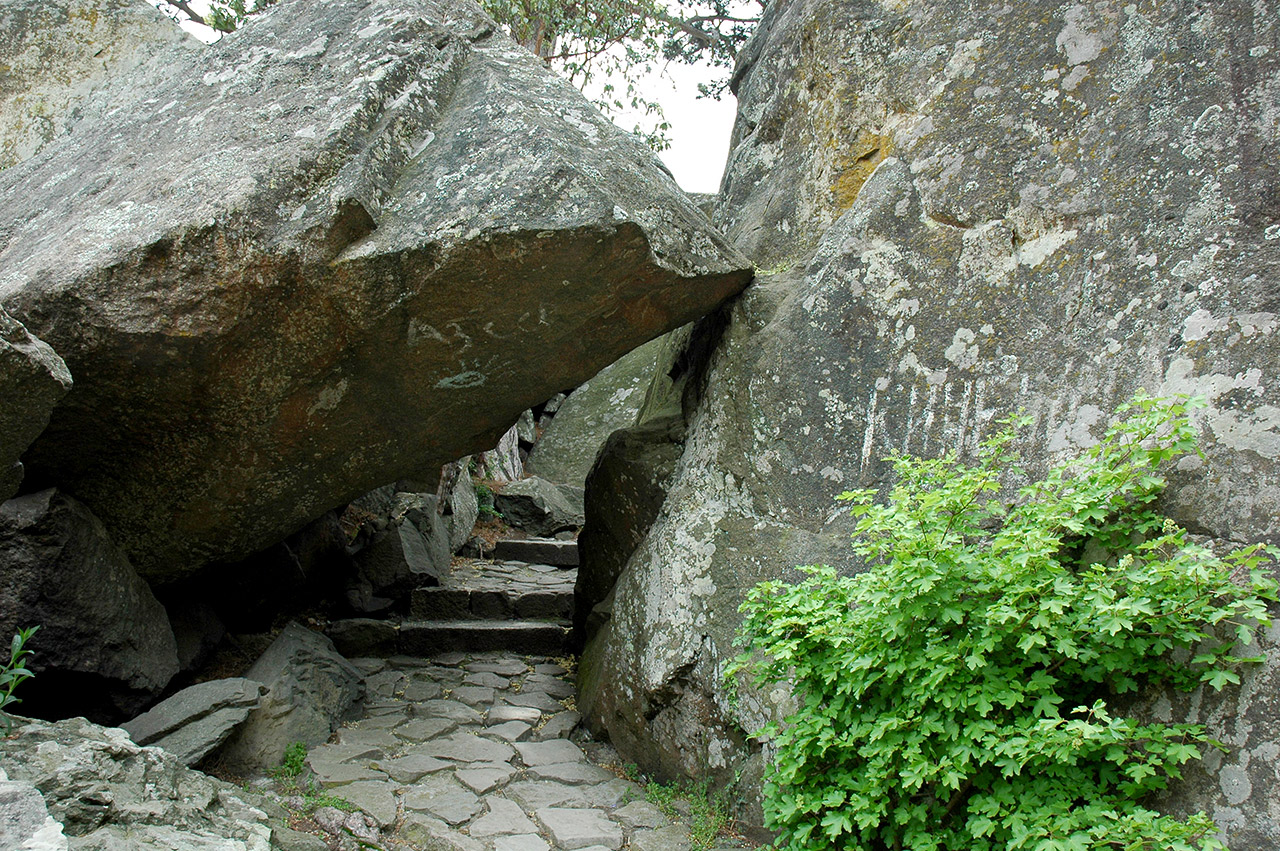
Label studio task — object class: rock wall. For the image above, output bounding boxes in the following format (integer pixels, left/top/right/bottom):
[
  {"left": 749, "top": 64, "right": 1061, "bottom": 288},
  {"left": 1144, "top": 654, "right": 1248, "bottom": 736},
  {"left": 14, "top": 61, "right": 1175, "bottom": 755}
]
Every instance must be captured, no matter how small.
[
  {"left": 0, "top": 0, "right": 193, "bottom": 169},
  {"left": 0, "top": 0, "right": 750, "bottom": 582},
  {"left": 578, "top": 0, "right": 1280, "bottom": 842}
]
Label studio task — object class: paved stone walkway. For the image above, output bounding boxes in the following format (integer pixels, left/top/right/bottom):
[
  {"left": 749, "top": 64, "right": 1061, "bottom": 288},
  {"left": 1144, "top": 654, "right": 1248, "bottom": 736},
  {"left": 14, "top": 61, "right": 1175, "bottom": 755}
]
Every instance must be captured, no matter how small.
[{"left": 297, "top": 651, "right": 697, "bottom": 851}]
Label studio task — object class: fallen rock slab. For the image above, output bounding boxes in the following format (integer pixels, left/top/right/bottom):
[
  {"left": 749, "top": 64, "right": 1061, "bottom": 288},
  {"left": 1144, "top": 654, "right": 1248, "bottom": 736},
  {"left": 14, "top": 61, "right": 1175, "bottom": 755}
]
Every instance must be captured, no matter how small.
[
  {"left": 0, "top": 0, "right": 751, "bottom": 582},
  {"left": 122, "top": 677, "right": 267, "bottom": 766}
]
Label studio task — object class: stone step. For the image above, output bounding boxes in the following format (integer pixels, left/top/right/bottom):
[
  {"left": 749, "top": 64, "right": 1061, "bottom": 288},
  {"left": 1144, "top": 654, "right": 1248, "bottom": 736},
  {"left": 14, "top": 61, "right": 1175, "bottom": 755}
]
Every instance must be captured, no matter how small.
[
  {"left": 398, "top": 619, "right": 571, "bottom": 655},
  {"left": 410, "top": 586, "right": 573, "bottom": 621},
  {"left": 491, "top": 538, "right": 578, "bottom": 567}
]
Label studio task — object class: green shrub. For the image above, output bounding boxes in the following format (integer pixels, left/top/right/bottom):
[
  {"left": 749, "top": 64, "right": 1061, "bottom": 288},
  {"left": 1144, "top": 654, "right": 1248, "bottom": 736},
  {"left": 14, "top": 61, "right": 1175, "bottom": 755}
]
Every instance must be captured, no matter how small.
[
  {"left": 1, "top": 626, "right": 39, "bottom": 733},
  {"left": 644, "top": 778, "right": 730, "bottom": 851},
  {"left": 734, "top": 395, "right": 1277, "bottom": 851}
]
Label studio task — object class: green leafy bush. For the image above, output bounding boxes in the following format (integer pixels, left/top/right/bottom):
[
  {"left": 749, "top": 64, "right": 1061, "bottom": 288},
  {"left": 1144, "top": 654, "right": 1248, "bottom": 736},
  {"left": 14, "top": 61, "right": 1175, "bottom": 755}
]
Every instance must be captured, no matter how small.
[
  {"left": 1, "top": 626, "right": 39, "bottom": 733},
  {"left": 734, "top": 395, "right": 1277, "bottom": 851},
  {"left": 272, "top": 741, "right": 308, "bottom": 781}
]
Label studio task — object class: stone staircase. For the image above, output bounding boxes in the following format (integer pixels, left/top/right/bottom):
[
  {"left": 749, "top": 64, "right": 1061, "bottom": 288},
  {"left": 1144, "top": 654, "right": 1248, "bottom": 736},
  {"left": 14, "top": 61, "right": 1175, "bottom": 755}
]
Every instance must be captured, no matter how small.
[{"left": 329, "top": 539, "right": 579, "bottom": 659}]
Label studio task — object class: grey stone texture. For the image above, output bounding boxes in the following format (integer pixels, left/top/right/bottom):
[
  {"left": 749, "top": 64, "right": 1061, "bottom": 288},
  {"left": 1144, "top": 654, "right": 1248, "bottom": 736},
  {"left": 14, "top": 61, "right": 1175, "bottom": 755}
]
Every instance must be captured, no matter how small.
[
  {"left": 0, "top": 488, "right": 179, "bottom": 722},
  {"left": 525, "top": 337, "right": 667, "bottom": 489},
  {"left": 0, "top": 0, "right": 193, "bottom": 169},
  {"left": 577, "top": 0, "right": 1280, "bottom": 843},
  {"left": 0, "top": 0, "right": 751, "bottom": 583},
  {"left": 0, "top": 717, "right": 275, "bottom": 849},
  {"left": 215, "top": 623, "right": 364, "bottom": 773},
  {"left": 535, "top": 807, "right": 623, "bottom": 851},
  {"left": 122, "top": 677, "right": 267, "bottom": 766},
  {"left": 0, "top": 308, "right": 71, "bottom": 501},
  {"left": 0, "top": 777, "right": 67, "bottom": 851},
  {"left": 494, "top": 477, "right": 586, "bottom": 537}
]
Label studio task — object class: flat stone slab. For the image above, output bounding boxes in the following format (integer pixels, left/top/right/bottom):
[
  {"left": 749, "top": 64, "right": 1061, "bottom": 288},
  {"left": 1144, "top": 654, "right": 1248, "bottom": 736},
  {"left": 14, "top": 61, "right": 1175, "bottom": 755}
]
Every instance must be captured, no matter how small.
[
  {"left": 418, "top": 732, "right": 516, "bottom": 763},
  {"left": 451, "top": 685, "right": 496, "bottom": 706},
  {"left": 485, "top": 720, "right": 533, "bottom": 742},
  {"left": 492, "top": 539, "right": 579, "bottom": 566},
  {"left": 611, "top": 801, "right": 671, "bottom": 830},
  {"left": 493, "top": 835, "right": 551, "bottom": 851},
  {"left": 469, "top": 796, "right": 540, "bottom": 837},
  {"left": 396, "top": 718, "right": 458, "bottom": 742},
  {"left": 400, "top": 621, "right": 570, "bottom": 655},
  {"left": 463, "top": 671, "right": 511, "bottom": 689},
  {"left": 532, "top": 711, "right": 580, "bottom": 742},
  {"left": 375, "top": 753, "right": 451, "bottom": 783},
  {"left": 334, "top": 728, "right": 401, "bottom": 751},
  {"left": 469, "top": 658, "right": 531, "bottom": 677},
  {"left": 420, "top": 700, "right": 483, "bottom": 725},
  {"left": 338, "top": 780, "right": 399, "bottom": 827},
  {"left": 403, "top": 679, "right": 445, "bottom": 701},
  {"left": 488, "top": 705, "right": 542, "bottom": 725},
  {"left": 528, "top": 762, "right": 614, "bottom": 785},
  {"left": 504, "top": 781, "right": 591, "bottom": 811},
  {"left": 501, "top": 691, "right": 568, "bottom": 713},
  {"left": 312, "top": 762, "right": 386, "bottom": 788},
  {"left": 536, "top": 807, "right": 624, "bottom": 850},
  {"left": 456, "top": 762, "right": 519, "bottom": 794},
  {"left": 631, "top": 826, "right": 693, "bottom": 851},
  {"left": 516, "top": 740, "right": 586, "bottom": 767}
]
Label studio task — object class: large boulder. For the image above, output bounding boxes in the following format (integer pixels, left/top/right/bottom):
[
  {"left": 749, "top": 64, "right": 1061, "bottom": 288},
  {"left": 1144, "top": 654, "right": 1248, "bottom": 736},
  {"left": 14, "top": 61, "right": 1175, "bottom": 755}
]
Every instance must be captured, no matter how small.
[
  {"left": 526, "top": 336, "right": 665, "bottom": 488},
  {"left": 0, "top": 308, "right": 71, "bottom": 501},
  {"left": 215, "top": 623, "right": 365, "bottom": 774},
  {"left": 0, "top": 489, "right": 179, "bottom": 723},
  {"left": 0, "top": 0, "right": 193, "bottom": 169},
  {"left": 1, "top": 717, "right": 276, "bottom": 849},
  {"left": 580, "top": 0, "right": 1280, "bottom": 840},
  {"left": 0, "top": 0, "right": 752, "bottom": 582}
]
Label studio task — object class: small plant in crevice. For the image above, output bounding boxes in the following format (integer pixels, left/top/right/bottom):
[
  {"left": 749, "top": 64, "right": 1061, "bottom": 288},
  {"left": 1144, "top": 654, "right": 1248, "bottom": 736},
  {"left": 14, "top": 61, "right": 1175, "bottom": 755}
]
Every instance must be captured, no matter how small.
[
  {"left": 1, "top": 626, "right": 39, "bottom": 733},
  {"left": 642, "top": 777, "right": 732, "bottom": 851},
  {"left": 271, "top": 740, "right": 308, "bottom": 784},
  {"left": 733, "top": 394, "right": 1278, "bottom": 851}
]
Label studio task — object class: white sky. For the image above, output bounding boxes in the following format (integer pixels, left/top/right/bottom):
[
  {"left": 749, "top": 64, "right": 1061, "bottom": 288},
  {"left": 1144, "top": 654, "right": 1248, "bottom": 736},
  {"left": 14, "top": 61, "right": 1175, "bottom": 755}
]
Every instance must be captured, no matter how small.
[{"left": 159, "top": 2, "right": 738, "bottom": 194}]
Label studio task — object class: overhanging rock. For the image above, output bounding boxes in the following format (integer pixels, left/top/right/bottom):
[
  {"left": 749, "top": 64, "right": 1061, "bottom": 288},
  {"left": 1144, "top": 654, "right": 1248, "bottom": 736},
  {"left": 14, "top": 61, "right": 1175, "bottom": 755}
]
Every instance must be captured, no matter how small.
[{"left": 0, "top": 0, "right": 752, "bottom": 582}]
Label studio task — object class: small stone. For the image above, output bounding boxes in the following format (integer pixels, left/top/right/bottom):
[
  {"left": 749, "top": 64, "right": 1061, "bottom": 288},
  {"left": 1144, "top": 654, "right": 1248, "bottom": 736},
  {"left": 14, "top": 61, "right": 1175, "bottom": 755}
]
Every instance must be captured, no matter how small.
[
  {"left": 418, "top": 732, "right": 516, "bottom": 763},
  {"left": 334, "top": 727, "right": 401, "bottom": 751},
  {"left": 402, "top": 776, "right": 482, "bottom": 825},
  {"left": 487, "top": 705, "right": 542, "bottom": 725},
  {"left": 403, "top": 679, "right": 445, "bottom": 701},
  {"left": 400, "top": 813, "right": 487, "bottom": 851},
  {"left": 456, "top": 762, "right": 518, "bottom": 794},
  {"left": 521, "top": 675, "right": 576, "bottom": 699},
  {"left": 336, "top": 780, "right": 399, "bottom": 827},
  {"left": 422, "top": 700, "right": 483, "bottom": 724},
  {"left": 631, "top": 826, "right": 693, "bottom": 851},
  {"left": 469, "top": 796, "right": 539, "bottom": 837},
  {"left": 492, "top": 835, "right": 551, "bottom": 851},
  {"left": 467, "top": 658, "right": 530, "bottom": 677},
  {"left": 375, "top": 753, "right": 451, "bottom": 783},
  {"left": 610, "top": 801, "right": 670, "bottom": 830},
  {"left": 528, "top": 763, "right": 613, "bottom": 785},
  {"left": 485, "top": 720, "right": 533, "bottom": 742},
  {"left": 356, "top": 712, "right": 408, "bottom": 731},
  {"left": 504, "top": 780, "right": 587, "bottom": 810},
  {"left": 365, "top": 670, "right": 408, "bottom": 699},
  {"left": 463, "top": 671, "right": 510, "bottom": 689},
  {"left": 396, "top": 717, "right": 458, "bottom": 741},
  {"left": 349, "top": 658, "right": 388, "bottom": 675},
  {"left": 501, "top": 691, "right": 567, "bottom": 713},
  {"left": 532, "top": 710, "right": 580, "bottom": 742},
  {"left": 433, "top": 652, "right": 469, "bottom": 666},
  {"left": 535, "top": 807, "right": 624, "bottom": 850},
  {"left": 516, "top": 740, "right": 585, "bottom": 767},
  {"left": 451, "top": 685, "right": 497, "bottom": 706},
  {"left": 310, "top": 762, "right": 385, "bottom": 788}
]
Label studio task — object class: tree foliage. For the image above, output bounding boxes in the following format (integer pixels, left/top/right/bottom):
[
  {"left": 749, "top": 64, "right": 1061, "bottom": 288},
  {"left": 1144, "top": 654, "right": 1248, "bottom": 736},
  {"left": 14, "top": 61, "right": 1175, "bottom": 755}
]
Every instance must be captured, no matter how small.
[
  {"left": 733, "top": 395, "right": 1278, "bottom": 851},
  {"left": 153, "top": 0, "right": 763, "bottom": 150}
]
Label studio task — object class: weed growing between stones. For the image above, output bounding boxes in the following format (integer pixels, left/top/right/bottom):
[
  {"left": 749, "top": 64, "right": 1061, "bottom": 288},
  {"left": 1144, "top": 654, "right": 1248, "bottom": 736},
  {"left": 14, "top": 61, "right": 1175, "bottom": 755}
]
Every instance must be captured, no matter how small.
[
  {"left": 733, "top": 395, "right": 1278, "bottom": 851},
  {"left": 0, "top": 625, "right": 38, "bottom": 732},
  {"left": 645, "top": 778, "right": 731, "bottom": 851}
]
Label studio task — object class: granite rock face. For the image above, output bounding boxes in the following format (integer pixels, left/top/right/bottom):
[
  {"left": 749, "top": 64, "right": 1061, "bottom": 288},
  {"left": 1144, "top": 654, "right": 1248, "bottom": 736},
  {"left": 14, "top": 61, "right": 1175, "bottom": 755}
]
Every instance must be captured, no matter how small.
[
  {"left": 0, "top": 489, "right": 179, "bottom": 722},
  {"left": 0, "top": 307, "right": 70, "bottom": 500},
  {"left": 0, "top": 0, "right": 193, "bottom": 169},
  {"left": 0, "top": 0, "right": 751, "bottom": 582},
  {"left": 525, "top": 337, "right": 665, "bottom": 489},
  {"left": 579, "top": 0, "right": 1280, "bottom": 839}
]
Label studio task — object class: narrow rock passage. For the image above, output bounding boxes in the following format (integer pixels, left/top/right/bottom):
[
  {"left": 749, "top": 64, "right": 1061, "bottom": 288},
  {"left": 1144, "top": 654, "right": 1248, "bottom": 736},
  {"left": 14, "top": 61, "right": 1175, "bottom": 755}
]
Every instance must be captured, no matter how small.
[{"left": 298, "top": 552, "right": 718, "bottom": 851}]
